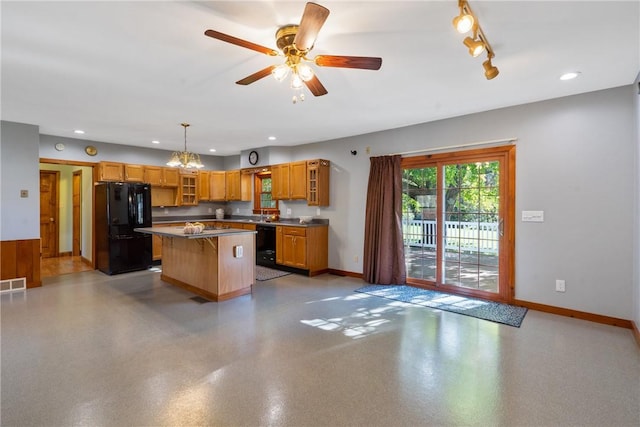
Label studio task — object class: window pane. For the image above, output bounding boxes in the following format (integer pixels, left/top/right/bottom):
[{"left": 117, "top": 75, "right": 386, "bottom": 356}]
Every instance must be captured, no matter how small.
[{"left": 262, "top": 178, "right": 272, "bottom": 192}]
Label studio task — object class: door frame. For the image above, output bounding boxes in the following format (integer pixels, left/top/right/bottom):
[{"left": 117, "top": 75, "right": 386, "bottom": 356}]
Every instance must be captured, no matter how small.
[
  {"left": 401, "top": 145, "right": 515, "bottom": 303},
  {"left": 72, "top": 170, "right": 82, "bottom": 256},
  {"left": 40, "top": 158, "right": 98, "bottom": 269}
]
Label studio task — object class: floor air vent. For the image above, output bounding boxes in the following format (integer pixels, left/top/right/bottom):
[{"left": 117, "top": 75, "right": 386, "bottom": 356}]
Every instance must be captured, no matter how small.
[{"left": 1, "top": 277, "right": 26, "bottom": 293}]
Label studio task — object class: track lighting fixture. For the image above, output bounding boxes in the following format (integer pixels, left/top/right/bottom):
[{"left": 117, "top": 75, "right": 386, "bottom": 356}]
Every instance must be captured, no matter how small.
[
  {"left": 463, "top": 34, "right": 485, "bottom": 57},
  {"left": 452, "top": 2, "right": 475, "bottom": 34},
  {"left": 483, "top": 56, "right": 499, "bottom": 80},
  {"left": 453, "top": 0, "right": 499, "bottom": 80}
]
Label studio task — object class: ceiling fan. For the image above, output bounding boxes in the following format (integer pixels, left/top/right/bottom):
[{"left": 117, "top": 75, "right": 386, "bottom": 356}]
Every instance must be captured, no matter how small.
[{"left": 204, "top": 2, "right": 382, "bottom": 101}]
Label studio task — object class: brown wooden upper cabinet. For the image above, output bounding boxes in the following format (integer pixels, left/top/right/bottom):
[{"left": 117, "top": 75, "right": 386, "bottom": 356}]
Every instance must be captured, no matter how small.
[
  {"left": 98, "top": 161, "right": 124, "bottom": 181},
  {"left": 179, "top": 170, "right": 198, "bottom": 206},
  {"left": 272, "top": 161, "right": 307, "bottom": 200},
  {"left": 199, "top": 170, "right": 229, "bottom": 202},
  {"left": 225, "top": 170, "right": 251, "bottom": 201},
  {"left": 271, "top": 163, "right": 289, "bottom": 200},
  {"left": 290, "top": 161, "right": 307, "bottom": 199},
  {"left": 307, "top": 159, "right": 330, "bottom": 206},
  {"left": 198, "top": 170, "right": 210, "bottom": 201},
  {"left": 210, "top": 171, "right": 226, "bottom": 201},
  {"left": 144, "top": 166, "right": 179, "bottom": 187},
  {"left": 124, "top": 164, "right": 145, "bottom": 182}
]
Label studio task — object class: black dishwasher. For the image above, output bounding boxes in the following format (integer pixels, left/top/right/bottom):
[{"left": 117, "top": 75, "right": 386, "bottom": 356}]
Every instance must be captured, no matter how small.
[{"left": 256, "top": 224, "right": 276, "bottom": 267}]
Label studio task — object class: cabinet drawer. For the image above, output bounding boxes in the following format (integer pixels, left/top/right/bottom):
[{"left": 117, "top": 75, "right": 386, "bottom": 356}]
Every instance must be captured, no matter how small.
[{"left": 282, "top": 226, "right": 306, "bottom": 236}]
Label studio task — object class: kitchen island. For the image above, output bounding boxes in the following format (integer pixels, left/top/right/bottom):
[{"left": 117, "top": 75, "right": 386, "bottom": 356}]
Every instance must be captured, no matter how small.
[{"left": 135, "top": 226, "right": 256, "bottom": 301}]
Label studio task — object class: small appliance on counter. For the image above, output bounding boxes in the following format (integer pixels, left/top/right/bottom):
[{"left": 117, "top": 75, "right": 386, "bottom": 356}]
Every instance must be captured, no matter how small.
[
  {"left": 216, "top": 208, "right": 225, "bottom": 219},
  {"left": 95, "top": 182, "right": 152, "bottom": 275}
]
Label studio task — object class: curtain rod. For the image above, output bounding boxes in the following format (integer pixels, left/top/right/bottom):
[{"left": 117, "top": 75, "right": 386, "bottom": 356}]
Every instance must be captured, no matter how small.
[{"left": 393, "top": 137, "right": 518, "bottom": 156}]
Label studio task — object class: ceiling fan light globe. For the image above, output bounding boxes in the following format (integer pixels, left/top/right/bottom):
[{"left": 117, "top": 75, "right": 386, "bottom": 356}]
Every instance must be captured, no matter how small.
[
  {"left": 297, "top": 64, "right": 314, "bottom": 81},
  {"left": 453, "top": 14, "right": 474, "bottom": 34},
  {"left": 272, "top": 64, "right": 290, "bottom": 82},
  {"left": 290, "top": 73, "right": 304, "bottom": 90}
]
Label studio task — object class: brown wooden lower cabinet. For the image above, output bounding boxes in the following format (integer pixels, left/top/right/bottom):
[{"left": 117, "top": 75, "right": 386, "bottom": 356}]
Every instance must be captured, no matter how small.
[
  {"left": 276, "top": 225, "right": 328, "bottom": 276},
  {"left": 152, "top": 221, "right": 328, "bottom": 277}
]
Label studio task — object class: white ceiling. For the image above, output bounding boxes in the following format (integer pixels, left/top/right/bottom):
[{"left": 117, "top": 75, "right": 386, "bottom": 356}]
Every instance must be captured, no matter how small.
[{"left": 2, "top": 1, "right": 639, "bottom": 156}]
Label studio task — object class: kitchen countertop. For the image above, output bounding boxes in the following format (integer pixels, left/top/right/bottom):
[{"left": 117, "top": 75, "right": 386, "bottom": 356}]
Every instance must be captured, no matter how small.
[
  {"left": 135, "top": 226, "right": 256, "bottom": 239},
  {"left": 151, "top": 217, "right": 328, "bottom": 228}
]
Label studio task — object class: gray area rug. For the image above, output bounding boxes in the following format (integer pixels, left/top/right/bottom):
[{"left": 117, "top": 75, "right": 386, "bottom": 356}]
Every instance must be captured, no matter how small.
[
  {"left": 355, "top": 284, "right": 527, "bottom": 327},
  {"left": 255, "top": 265, "right": 291, "bottom": 281}
]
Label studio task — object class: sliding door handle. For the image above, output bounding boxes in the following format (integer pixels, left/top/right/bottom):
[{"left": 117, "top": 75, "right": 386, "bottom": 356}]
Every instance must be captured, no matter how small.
[{"left": 498, "top": 218, "right": 504, "bottom": 237}]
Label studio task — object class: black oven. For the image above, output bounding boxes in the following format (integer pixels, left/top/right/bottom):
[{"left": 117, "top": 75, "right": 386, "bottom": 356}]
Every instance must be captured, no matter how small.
[{"left": 256, "top": 224, "right": 276, "bottom": 267}]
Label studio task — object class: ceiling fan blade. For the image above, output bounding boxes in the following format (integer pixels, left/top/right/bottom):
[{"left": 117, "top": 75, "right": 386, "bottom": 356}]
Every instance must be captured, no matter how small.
[
  {"left": 205, "top": 29, "right": 279, "bottom": 56},
  {"left": 236, "top": 65, "right": 277, "bottom": 85},
  {"left": 304, "top": 75, "right": 328, "bottom": 96},
  {"left": 315, "top": 55, "right": 382, "bottom": 70},
  {"left": 293, "top": 2, "right": 330, "bottom": 52}
]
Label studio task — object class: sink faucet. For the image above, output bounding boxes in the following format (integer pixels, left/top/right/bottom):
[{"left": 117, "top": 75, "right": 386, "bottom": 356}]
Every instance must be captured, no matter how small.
[{"left": 260, "top": 209, "right": 264, "bottom": 222}]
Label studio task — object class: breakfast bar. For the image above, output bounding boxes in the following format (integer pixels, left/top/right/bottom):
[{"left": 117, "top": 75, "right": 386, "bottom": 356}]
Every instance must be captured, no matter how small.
[{"left": 135, "top": 226, "right": 256, "bottom": 301}]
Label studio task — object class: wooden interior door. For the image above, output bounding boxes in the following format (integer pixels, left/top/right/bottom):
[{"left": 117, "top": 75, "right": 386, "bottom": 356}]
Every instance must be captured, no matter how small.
[
  {"left": 40, "top": 170, "right": 59, "bottom": 258},
  {"left": 73, "top": 170, "right": 82, "bottom": 256}
]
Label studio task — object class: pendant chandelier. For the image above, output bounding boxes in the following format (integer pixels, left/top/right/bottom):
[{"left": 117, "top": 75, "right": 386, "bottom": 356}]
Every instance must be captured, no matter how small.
[{"left": 166, "top": 123, "right": 204, "bottom": 169}]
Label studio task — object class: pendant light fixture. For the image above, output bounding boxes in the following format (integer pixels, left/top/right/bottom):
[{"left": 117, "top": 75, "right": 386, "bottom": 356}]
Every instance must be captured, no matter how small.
[{"left": 166, "top": 123, "right": 204, "bottom": 169}]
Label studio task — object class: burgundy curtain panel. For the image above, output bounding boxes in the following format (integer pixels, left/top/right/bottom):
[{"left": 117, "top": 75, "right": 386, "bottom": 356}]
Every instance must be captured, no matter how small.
[{"left": 363, "top": 155, "right": 406, "bottom": 284}]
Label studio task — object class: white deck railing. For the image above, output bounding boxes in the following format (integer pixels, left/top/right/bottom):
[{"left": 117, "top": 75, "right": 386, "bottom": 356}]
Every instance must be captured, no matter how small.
[{"left": 402, "top": 219, "right": 499, "bottom": 254}]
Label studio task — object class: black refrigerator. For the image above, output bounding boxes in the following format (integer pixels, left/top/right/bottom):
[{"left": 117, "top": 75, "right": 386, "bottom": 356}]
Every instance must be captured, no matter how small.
[{"left": 95, "top": 182, "right": 153, "bottom": 275}]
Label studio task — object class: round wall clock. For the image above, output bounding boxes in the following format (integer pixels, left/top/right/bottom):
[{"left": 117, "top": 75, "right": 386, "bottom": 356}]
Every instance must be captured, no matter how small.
[
  {"left": 54, "top": 143, "right": 65, "bottom": 151},
  {"left": 85, "top": 145, "right": 98, "bottom": 156},
  {"left": 248, "top": 150, "right": 259, "bottom": 165}
]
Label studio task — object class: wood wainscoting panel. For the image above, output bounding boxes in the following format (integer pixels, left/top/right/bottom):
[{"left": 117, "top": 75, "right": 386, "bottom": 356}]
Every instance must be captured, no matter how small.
[{"left": 1, "top": 239, "right": 42, "bottom": 288}]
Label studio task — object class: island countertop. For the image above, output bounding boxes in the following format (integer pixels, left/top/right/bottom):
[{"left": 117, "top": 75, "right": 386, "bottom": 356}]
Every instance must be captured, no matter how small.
[
  {"left": 135, "top": 226, "right": 256, "bottom": 239},
  {"left": 136, "top": 226, "right": 256, "bottom": 302}
]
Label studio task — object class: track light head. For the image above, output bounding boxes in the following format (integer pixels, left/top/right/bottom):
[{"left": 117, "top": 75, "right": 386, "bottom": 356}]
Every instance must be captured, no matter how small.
[
  {"left": 463, "top": 36, "right": 485, "bottom": 57},
  {"left": 453, "top": 13, "right": 475, "bottom": 34},
  {"left": 483, "top": 58, "right": 499, "bottom": 80}
]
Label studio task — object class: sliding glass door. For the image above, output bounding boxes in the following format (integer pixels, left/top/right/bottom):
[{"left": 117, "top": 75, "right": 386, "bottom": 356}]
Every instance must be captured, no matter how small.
[{"left": 402, "top": 146, "right": 515, "bottom": 302}]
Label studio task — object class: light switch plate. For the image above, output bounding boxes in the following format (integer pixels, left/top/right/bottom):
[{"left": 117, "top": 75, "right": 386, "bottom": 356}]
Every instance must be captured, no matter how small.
[
  {"left": 233, "top": 245, "right": 243, "bottom": 258},
  {"left": 522, "top": 210, "right": 544, "bottom": 222}
]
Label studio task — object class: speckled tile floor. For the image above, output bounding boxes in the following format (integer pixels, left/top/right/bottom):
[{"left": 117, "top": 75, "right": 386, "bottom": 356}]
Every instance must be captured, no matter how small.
[{"left": 2, "top": 269, "right": 639, "bottom": 426}]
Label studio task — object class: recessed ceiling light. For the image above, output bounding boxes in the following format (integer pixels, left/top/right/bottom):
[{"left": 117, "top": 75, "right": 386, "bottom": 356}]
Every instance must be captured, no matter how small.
[
  {"left": 151, "top": 140, "right": 160, "bottom": 144},
  {"left": 74, "top": 129, "right": 85, "bottom": 134},
  {"left": 560, "top": 72, "right": 580, "bottom": 81},
  {"left": 209, "top": 148, "right": 217, "bottom": 152},
  {"left": 268, "top": 136, "right": 276, "bottom": 141}
]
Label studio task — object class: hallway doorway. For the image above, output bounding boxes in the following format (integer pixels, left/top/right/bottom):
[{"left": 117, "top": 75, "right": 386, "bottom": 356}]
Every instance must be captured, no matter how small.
[{"left": 40, "top": 160, "right": 95, "bottom": 278}]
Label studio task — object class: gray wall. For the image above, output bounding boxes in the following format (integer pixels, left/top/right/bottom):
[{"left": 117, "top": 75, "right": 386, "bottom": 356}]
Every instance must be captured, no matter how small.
[
  {"left": 287, "top": 85, "right": 636, "bottom": 320},
  {"left": 1, "top": 83, "right": 637, "bottom": 321},
  {"left": 0, "top": 121, "right": 40, "bottom": 240},
  {"left": 39, "top": 134, "right": 225, "bottom": 169}
]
